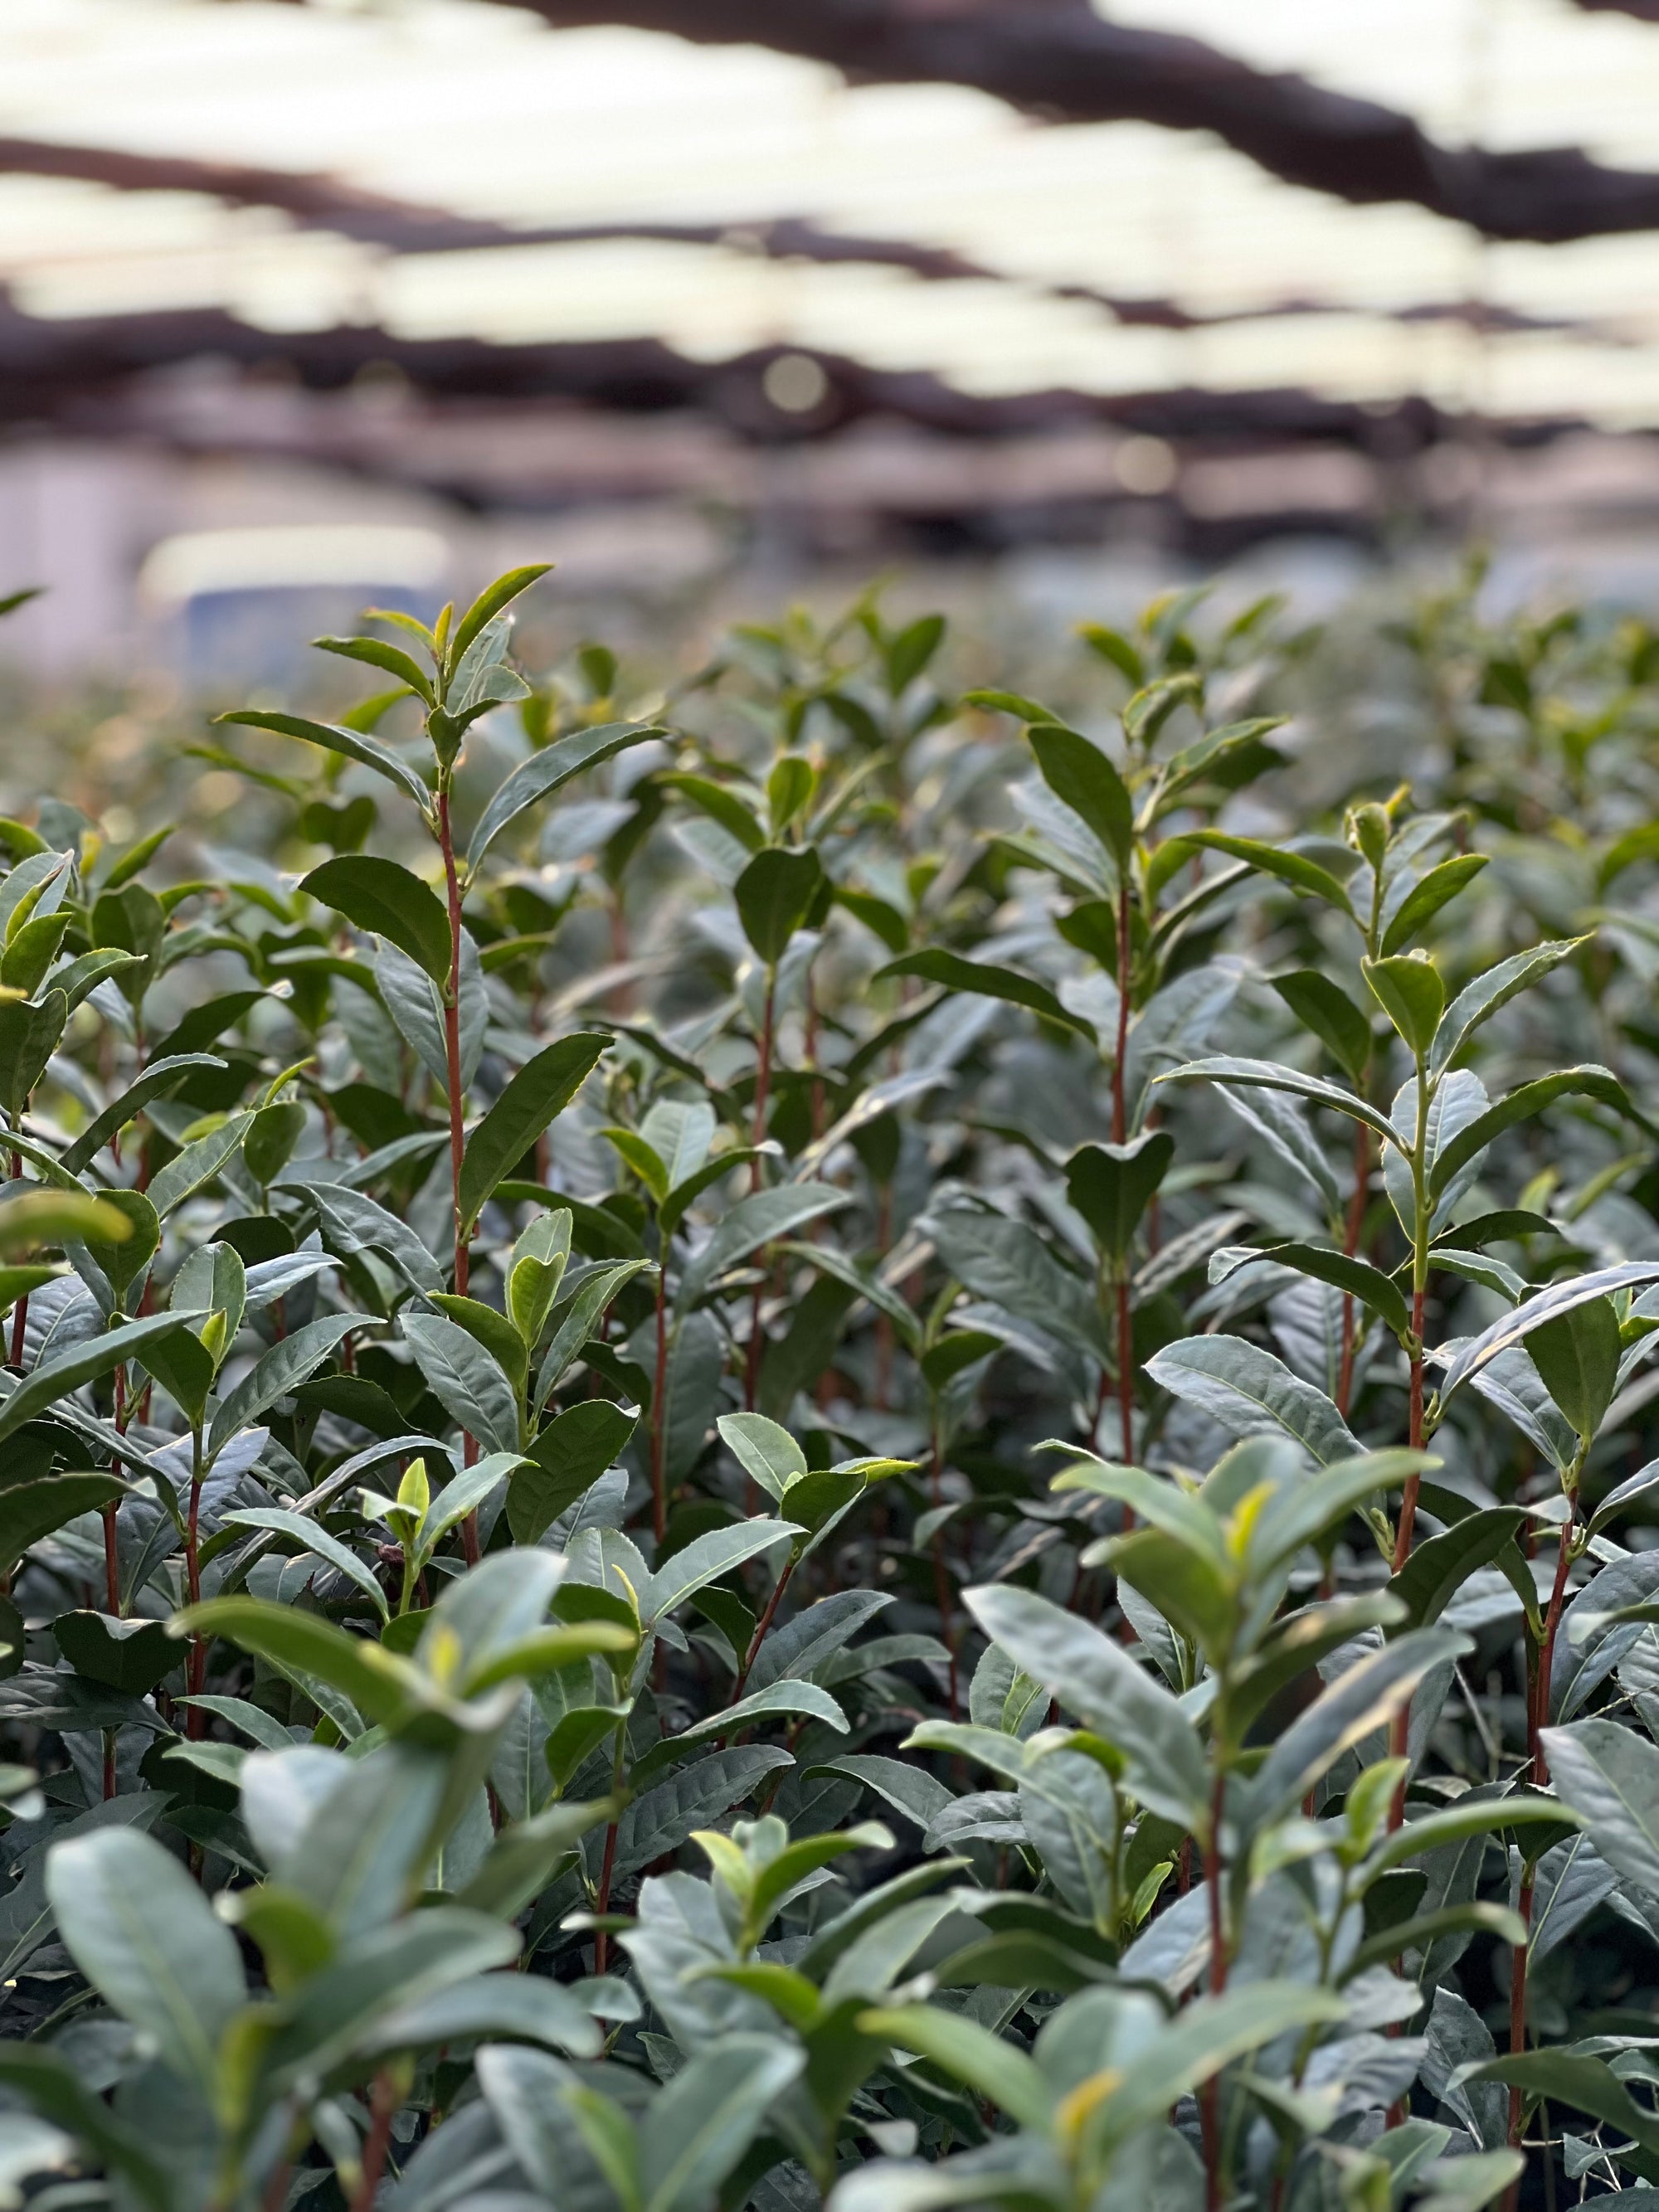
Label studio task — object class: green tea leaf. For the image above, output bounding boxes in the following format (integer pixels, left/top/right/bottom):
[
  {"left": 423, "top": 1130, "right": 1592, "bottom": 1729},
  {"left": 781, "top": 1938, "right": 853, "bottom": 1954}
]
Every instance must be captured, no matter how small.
[
  {"left": 1362, "top": 954, "right": 1445, "bottom": 1059},
  {"left": 877, "top": 949, "right": 1097, "bottom": 1044},
  {"left": 1145, "top": 1335, "right": 1360, "bottom": 1466},
  {"left": 1064, "top": 1131, "right": 1174, "bottom": 1261},
  {"left": 0, "top": 1473, "right": 126, "bottom": 1575},
  {"left": 1256, "top": 1242, "right": 1411, "bottom": 1339},
  {"left": 448, "top": 563, "right": 552, "bottom": 668},
  {"left": 1175, "top": 829, "right": 1355, "bottom": 913},
  {"left": 0, "top": 1310, "right": 204, "bottom": 1447},
  {"left": 1527, "top": 1295, "right": 1622, "bottom": 1439},
  {"left": 216, "top": 709, "right": 432, "bottom": 814},
  {"left": 966, "top": 1583, "right": 1207, "bottom": 1827},
  {"left": 0, "top": 1189, "right": 134, "bottom": 1257},
  {"left": 1268, "top": 970, "right": 1372, "bottom": 1084},
  {"left": 45, "top": 1828, "right": 246, "bottom": 2089},
  {"left": 301, "top": 856, "right": 450, "bottom": 982},
  {"left": 1379, "top": 853, "right": 1489, "bottom": 955},
  {"left": 508, "top": 1401, "right": 639, "bottom": 1544},
  {"left": 468, "top": 720, "right": 667, "bottom": 876},
  {"left": 733, "top": 845, "right": 825, "bottom": 965},
  {"left": 458, "top": 1033, "right": 610, "bottom": 1234},
  {"left": 403, "top": 1310, "right": 521, "bottom": 1455},
  {"left": 1028, "top": 724, "right": 1132, "bottom": 867}
]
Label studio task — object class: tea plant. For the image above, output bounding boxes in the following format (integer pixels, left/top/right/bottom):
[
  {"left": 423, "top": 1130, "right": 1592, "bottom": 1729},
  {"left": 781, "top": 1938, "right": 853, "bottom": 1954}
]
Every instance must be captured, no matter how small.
[{"left": 1, "top": 569, "right": 1658, "bottom": 2212}]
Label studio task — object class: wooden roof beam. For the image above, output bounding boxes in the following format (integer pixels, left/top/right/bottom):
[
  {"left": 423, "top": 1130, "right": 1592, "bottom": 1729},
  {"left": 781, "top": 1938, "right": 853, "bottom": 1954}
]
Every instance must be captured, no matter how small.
[{"left": 519, "top": 0, "right": 1659, "bottom": 243}]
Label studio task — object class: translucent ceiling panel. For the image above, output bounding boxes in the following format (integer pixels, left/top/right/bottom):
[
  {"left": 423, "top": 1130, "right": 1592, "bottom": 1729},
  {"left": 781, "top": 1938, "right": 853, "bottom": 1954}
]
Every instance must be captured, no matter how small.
[{"left": 0, "top": 0, "right": 1652, "bottom": 431}]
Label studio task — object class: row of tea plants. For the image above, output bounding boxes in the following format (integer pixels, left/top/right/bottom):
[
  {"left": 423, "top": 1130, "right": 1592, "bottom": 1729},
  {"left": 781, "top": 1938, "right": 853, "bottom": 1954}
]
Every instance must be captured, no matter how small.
[{"left": 1, "top": 565, "right": 1658, "bottom": 2212}]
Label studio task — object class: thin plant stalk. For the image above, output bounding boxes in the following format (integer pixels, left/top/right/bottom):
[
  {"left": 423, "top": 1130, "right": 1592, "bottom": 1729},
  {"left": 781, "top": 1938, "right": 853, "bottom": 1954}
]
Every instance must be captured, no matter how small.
[
  {"left": 930, "top": 1414, "right": 960, "bottom": 1722},
  {"left": 1113, "top": 878, "right": 1137, "bottom": 1506},
  {"left": 436, "top": 785, "right": 470, "bottom": 1303},
  {"left": 1112, "top": 879, "right": 1131, "bottom": 1145},
  {"left": 1505, "top": 1867, "right": 1535, "bottom": 2210},
  {"left": 105, "top": 1359, "right": 130, "bottom": 1619},
  {"left": 7, "top": 1125, "right": 26, "bottom": 1368},
  {"left": 1530, "top": 1432, "right": 1585, "bottom": 1786},
  {"left": 650, "top": 1259, "right": 669, "bottom": 1544},
  {"left": 437, "top": 782, "right": 481, "bottom": 1563},
  {"left": 742, "top": 967, "right": 778, "bottom": 1417},
  {"left": 735, "top": 1553, "right": 798, "bottom": 1701},
  {"left": 1387, "top": 1065, "right": 1433, "bottom": 1826},
  {"left": 185, "top": 1422, "right": 207, "bottom": 1737},
  {"left": 1115, "top": 1266, "right": 1135, "bottom": 1466},
  {"left": 1201, "top": 1758, "right": 1230, "bottom": 2212},
  {"left": 591, "top": 1717, "right": 630, "bottom": 1976},
  {"left": 1336, "top": 1117, "right": 1370, "bottom": 1417},
  {"left": 348, "top": 2070, "right": 401, "bottom": 2212}
]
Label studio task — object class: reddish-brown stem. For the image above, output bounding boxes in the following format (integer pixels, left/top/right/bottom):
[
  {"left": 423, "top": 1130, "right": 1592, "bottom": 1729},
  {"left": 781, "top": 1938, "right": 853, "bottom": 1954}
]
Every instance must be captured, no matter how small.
[
  {"left": 607, "top": 889, "right": 632, "bottom": 1015},
  {"left": 743, "top": 1269, "right": 768, "bottom": 1415},
  {"left": 1206, "top": 1767, "right": 1228, "bottom": 1996},
  {"left": 186, "top": 1458, "right": 206, "bottom": 1734},
  {"left": 437, "top": 788, "right": 469, "bottom": 1302},
  {"left": 1386, "top": 1277, "right": 1430, "bottom": 1825},
  {"left": 873, "top": 1181, "right": 893, "bottom": 1412},
  {"left": 1406, "top": 1373, "right": 1424, "bottom": 1474},
  {"left": 735, "top": 1553, "right": 797, "bottom": 1700},
  {"left": 7, "top": 1142, "right": 26, "bottom": 1366},
  {"left": 751, "top": 971, "right": 777, "bottom": 1167},
  {"left": 930, "top": 1424, "right": 960, "bottom": 1721},
  {"left": 650, "top": 1262, "right": 669, "bottom": 1543},
  {"left": 348, "top": 2072, "right": 400, "bottom": 2212},
  {"left": 1201, "top": 1763, "right": 1228, "bottom": 2212},
  {"left": 1506, "top": 1870, "right": 1534, "bottom": 2202},
  {"left": 1110, "top": 880, "right": 1136, "bottom": 1519},
  {"left": 742, "top": 972, "right": 778, "bottom": 1415},
  {"left": 101, "top": 1504, "right": 119, "bottom": 1614},
  {"left": 805, "top": 980, "right": 825, "bottom": 1140},
  {"left": 1385, "top": 1727, "right": 1410, "bottom": 1832},
  {"left": 1530, "top": 1510, "right": 1576, "bottom": 1786},
  {"left": 186, "top": 1474, "right": 202, "bottom": 1588},
  {"left": 107, "top": 1364, "right": 129, "bottom": 1619},
  {"left": 1116, "top": 1272, "right": 1135, "bottom": 1472},
  {"left": 592, "top": 1816, "right": 620, "bottom": 1976},
  {"left": 1394, "top": 1277, "right": 1428, "bottom": 1571},
  {"left": 1112, "top": 880, "right": 1131, "bottom": 1146},
  {"left": 439, "top": 788, "right": 481, "bottom": 1563},
  {"left": 1336, "top": 1120, "right": 1370, "bottom": 1417}
]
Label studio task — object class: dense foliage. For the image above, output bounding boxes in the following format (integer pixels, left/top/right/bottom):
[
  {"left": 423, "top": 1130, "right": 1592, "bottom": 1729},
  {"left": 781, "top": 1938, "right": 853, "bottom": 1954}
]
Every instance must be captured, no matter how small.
[{"left": 3, "top": 562, "right": 1659, "bottom": 2212}]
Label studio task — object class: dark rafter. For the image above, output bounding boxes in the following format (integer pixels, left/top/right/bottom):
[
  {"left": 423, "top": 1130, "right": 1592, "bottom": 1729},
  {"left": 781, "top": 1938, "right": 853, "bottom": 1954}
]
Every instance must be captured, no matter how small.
[
  {"left": 518, "top": 0, "right": 1659, "bottom": 243},
  {"left": 0, "top": 136, "right": 533, "bottom": 255},
  {"left": 0, "top": 138, "right": 1608, "bottom": 346},
  {"left": 1569, "top": 0, "right": 1659, "bottom": 16},
  {"left": 0, "top": 289, "right": 1556, "bottom": 453},
  {"left": 24, "top": 390, "right": 1422, "bottom": 562}
]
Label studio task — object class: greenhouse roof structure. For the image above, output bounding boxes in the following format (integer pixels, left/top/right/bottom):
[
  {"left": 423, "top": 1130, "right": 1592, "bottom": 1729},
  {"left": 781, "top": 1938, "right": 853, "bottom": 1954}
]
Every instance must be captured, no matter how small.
[{"left": 6, "top": 0, "right": 1659, "bottom": 551}]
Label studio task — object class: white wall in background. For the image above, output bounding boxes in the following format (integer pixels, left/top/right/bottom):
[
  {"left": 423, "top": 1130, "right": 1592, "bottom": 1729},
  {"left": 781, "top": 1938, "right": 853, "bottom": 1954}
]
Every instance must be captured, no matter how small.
[{"left": 0, "top": 438, "right": 728, "bottom": 682}]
